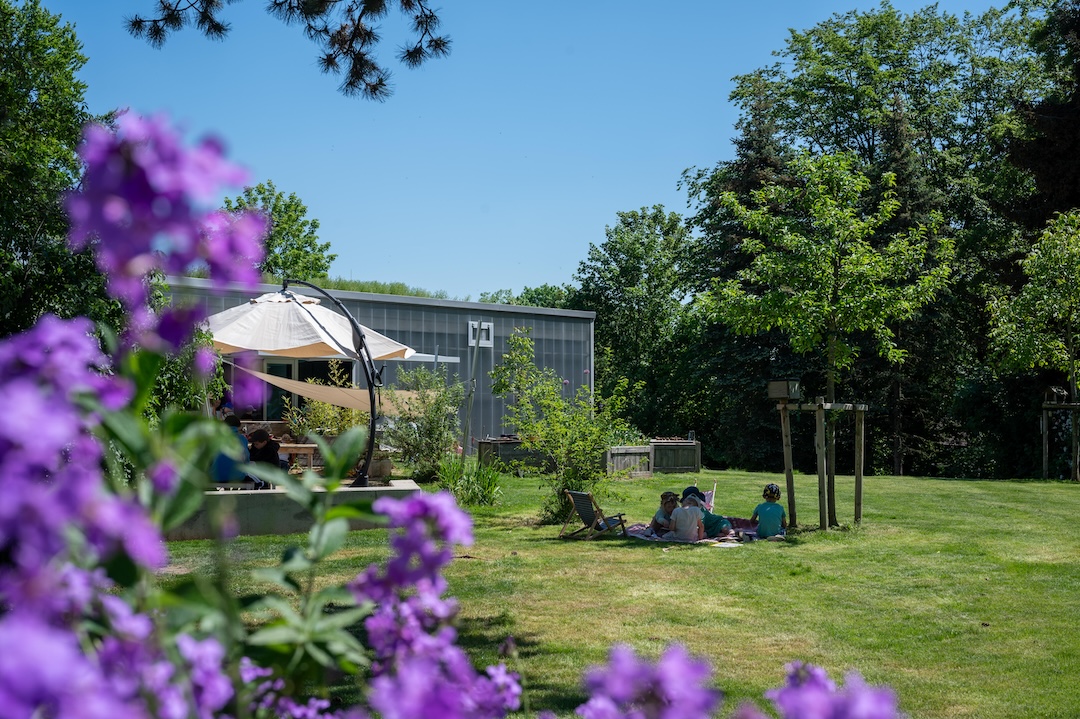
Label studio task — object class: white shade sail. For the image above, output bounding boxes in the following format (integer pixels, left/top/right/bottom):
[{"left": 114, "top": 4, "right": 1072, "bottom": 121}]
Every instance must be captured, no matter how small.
[{"left": 206, "top": 290, "right": 415, "bottom": 361}]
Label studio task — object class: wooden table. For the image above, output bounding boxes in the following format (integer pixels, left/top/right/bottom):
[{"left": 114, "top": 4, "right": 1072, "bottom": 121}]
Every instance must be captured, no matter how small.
[{"left": 279, "top": 443, "right": 317, "bottom": 470}]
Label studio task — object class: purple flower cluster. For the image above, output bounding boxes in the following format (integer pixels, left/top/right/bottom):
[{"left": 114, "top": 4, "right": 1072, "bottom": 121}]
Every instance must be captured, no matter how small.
[
  {"left": 732, "top": 661, "right": 901, "bottom": 719},
  {"left": 239, "top": 659, "right": 358, "bottom": 719},
  {"left": 66, "top": 112, "right": 266, "bottom": 351},
  {"left": 0, "top": 316, "right": 163, "bottom": 614},
  {"left": 576, "top": 644, "right": 721, "bottom": 719},
  {"left": 349, "top": 492, "right": 521, "bottom": 719},
  {"left": 94, "top": 599, "right": 233, "bottom": 719}
]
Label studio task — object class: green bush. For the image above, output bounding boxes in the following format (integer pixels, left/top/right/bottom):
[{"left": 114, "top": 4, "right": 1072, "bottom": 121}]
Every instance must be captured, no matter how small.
[
  {"left": 491, "top": 328, "right": 636, "bottom": 523},
  {"left": 437, "top": 456, "right": 502, "bottom": 506},
  {"left": 384, "top": 365, "right": 465, "bottom": 480}
]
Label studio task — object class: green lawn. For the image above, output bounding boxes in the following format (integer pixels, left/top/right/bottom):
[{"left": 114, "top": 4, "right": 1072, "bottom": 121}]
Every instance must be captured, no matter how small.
[{"left": 165, "top": 470, "right": 1080, "bottom": 719}]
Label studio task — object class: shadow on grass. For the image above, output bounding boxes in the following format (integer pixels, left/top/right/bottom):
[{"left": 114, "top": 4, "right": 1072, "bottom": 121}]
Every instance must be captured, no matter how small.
[{"left": 455, "top": 611, "right": 588, "bottom": 715}]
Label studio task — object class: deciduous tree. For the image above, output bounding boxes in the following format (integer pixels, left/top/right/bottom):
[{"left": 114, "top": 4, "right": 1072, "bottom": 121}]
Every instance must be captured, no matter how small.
[
  {"left": 0, "top": 0, "right": 122, "bottom": 337},
  {"left": 223, "top": 180, "right": 336, "bottom": 280},
  {"left": 709, "top": 153, "right": 952, "bottom": 522},
  {"left": 991, "top": 210, "right": 1080, "bottom": 480},
  {"left": 572, "top": 205, "right": 691, "bottom": 435}
]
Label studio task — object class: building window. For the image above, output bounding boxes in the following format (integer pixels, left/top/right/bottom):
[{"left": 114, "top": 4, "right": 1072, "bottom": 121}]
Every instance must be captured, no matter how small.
[{"left": 469, "top": 321, "right": 493, "bottom": 347}]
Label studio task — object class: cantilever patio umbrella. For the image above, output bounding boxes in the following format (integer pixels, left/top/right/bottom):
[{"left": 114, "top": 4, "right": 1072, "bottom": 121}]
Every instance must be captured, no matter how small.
[
  {"left": 207, "top": 290, "right": 414, "bottom": 361},
  {"left": 205, "top": 285, "right": 415, "bottom": 484}
]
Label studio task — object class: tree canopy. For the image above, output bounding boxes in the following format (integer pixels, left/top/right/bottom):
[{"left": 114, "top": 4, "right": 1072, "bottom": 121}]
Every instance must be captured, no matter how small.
[
  {"left": 0, "top": 0, "right": 122, "bottom": 337},
  {"left": 223, "top": 180, "right": 336, "bottom": 281}
]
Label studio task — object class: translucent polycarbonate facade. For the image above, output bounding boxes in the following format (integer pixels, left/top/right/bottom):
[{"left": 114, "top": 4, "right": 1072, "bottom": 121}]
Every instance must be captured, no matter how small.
[{"left": 168, "top": 276, "right": 595, "bottom": 453}]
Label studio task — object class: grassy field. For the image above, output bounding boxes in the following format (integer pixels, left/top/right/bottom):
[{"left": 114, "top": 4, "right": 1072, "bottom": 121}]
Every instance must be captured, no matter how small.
[{"left": 166, "top": 470, "right": 1080, "bottom": 718}]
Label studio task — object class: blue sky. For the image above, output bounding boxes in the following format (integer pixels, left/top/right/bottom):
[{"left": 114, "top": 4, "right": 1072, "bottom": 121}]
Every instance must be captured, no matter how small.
[{"left": 46, "top": 0, "right": 1000, "bottom": 300}]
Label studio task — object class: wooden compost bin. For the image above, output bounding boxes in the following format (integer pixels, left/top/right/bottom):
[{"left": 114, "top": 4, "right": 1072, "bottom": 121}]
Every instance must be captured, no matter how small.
[
  {"left": 650, "top": 439, "right": 701, "bottom": 473},
  {"left": 477, "top": 438, "right": 554, "bottom": 472},
  {"left": 604, "top": 445, "right": 653, "bottom": 477}
]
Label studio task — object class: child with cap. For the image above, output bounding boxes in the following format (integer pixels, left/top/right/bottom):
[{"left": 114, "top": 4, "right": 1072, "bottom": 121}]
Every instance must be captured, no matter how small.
[
  {"left": 683, "top": 485, "right": 734, "bottom": 538},
  {"left": 751, "top": 483, "right": 787, "bottom": 540}
]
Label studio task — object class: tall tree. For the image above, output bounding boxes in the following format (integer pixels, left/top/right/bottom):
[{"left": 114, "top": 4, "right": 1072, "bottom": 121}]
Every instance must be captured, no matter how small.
[
  {"left": 1010, "top": 0, "right": 1080, "bottom": 227},
  {"left": 991, "top": 210, "right": 1080, "bottom": 481},
  {"left": 126, "top": 0, "right": 450, "bottom": 99},
  {"left": 709, "top": 153, "right": 953, "bottom": 523},
  {"left": 0, "top": 0, "right": 122, "bottom": 337},
  {"left": 682, "top": 76, "right": 795, "bottom": 292},
  {"left": 478, "top": 283, "right": 574, "bottom": 309},
  {"left": 571, "top": 205, "right": 691, "bottom": 435},
  {"left": 701, "top": 2, "right": 1055, "bottom": 478},
  {"left": 223, "top": 180, "right": 336, "bottom": 281}
]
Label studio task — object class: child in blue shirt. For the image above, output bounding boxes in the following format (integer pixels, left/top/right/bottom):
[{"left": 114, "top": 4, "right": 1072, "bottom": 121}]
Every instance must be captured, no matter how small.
[{"left": 751, "top": 483, "right": 787, "bottom": 540}]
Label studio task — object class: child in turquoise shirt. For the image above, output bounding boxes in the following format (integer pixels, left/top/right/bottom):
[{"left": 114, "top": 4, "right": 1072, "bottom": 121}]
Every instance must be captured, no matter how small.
[{"left": 751, "top": 483, "right": 787, "bottom": 540}]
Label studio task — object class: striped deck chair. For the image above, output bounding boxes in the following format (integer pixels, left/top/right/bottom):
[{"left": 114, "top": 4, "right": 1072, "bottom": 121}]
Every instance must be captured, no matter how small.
[{"left": 559, "top": 490, "right": 628, "bottom": 540}]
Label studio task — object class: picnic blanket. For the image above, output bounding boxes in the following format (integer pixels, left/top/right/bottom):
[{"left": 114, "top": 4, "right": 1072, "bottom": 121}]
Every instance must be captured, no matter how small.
[{"left": 626, "top": 521, "right": 757, "bottom": 545}]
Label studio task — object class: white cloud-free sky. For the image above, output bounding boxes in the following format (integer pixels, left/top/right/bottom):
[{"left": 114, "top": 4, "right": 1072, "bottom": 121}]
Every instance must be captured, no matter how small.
[{"left": 46, "top": 0, "right": 1000, "bottom": 299}]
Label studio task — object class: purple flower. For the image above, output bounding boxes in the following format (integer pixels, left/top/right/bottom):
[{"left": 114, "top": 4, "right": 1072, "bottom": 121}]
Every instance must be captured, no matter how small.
[
  {"left": 577, "top": 644, "right": 719, "bottom": 719},
  {"left": 194, "top": 347, "right": 218, "bottom": 378},
  {"left": 66, "top": 113, "right": 264, "bottom": 351},
  {"left": 764, "top": 662, "right": 901, "bottom": 719},
  {"left": 177, "top": 634, "right": 234, "bottom": 719},
  {"left": 0, "top": 613, "right": 141, "bottom": 719},
  {"left": 148, "top": 459, "right": 180, "bottom": 493},
  {"left": 230, "top": 350, "right": 265, "bottom": 409}
]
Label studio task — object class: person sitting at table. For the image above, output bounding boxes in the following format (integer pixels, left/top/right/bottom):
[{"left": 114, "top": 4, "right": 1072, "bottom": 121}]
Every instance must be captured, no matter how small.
[
  {"left": 211, "top": 414, "right": 249, "bottom": 482},
  {"left": 249, "top": 428, "right": 288, "bottom": 470}
]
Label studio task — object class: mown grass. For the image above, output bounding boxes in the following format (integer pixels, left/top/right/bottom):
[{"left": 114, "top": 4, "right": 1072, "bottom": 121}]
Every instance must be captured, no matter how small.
[{"left": 165, "top": 470, "right": 1080, "bottom": 719}]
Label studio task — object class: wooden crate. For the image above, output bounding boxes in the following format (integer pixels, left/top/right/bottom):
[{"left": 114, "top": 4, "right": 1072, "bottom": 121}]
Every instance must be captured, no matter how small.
[
  {"left": 605, "top": 445, "right": 652, "bottom": 477},
  {"left": 650, "top": 440, "right": 701, "bottom": 473},
  {"left": 477, "top": 439, "right": 554, "bottom": 472}
]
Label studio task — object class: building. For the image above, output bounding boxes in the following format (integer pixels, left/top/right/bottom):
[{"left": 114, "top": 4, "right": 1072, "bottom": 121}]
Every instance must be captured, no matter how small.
[{"left": 168, "top": 276, "right": 595, "bottom": 453}]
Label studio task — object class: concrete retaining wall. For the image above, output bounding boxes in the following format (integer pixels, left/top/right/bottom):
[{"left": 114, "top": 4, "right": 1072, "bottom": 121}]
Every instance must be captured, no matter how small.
[{"left": 165, "top": 480, "right": 423, "bottom": 541}]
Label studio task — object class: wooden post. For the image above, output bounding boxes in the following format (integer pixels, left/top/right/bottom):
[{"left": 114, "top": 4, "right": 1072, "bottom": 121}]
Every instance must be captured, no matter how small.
[
  {"left": 780, "top": 401, "right": 797, "bottom": 527},
  {"left": 854, "top": 407, "right": 865, "bottom": 524},
  {"left": 815, "top": 397, "right": 828, "bottom": 530},
  {"left": 1043, "top": 408, "right": 1049, "bottom": 480}
]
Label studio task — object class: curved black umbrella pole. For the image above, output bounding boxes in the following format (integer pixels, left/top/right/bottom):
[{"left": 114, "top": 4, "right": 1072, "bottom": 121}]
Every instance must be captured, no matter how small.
[{"left": 283, "top": 278, "right": 378, "bottom": 486}]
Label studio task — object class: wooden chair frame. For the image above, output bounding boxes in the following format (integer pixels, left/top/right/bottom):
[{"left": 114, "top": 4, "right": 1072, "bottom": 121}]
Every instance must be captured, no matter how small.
[{"left": 559, "top": 490, "right": 628, "bottom": 539}]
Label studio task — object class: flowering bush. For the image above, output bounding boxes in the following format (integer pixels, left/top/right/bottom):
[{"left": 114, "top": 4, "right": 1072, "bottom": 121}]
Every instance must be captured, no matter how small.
[{"left": 0, "top": 113, "right": 904, "bottom": 719}]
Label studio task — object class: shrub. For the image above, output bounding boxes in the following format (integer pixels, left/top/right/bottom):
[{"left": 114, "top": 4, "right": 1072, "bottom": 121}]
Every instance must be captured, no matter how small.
[
  {"left": 491, "top": 328, "right": 636, "bottom": 523},
  {"left": 438, "top": 456, "right": 503, "bottom": 506},
  {"left": 384, "top": 365, "right": 465, "bottom": 480}
]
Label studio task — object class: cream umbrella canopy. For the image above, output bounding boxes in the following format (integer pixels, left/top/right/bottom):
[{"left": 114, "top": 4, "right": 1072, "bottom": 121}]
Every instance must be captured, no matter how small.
[
  {"left": 205, "top": 283, "right": 414, "bottom": 485},
  {"left": 207, "top": 290, "right": 414, "bottom": 361}
]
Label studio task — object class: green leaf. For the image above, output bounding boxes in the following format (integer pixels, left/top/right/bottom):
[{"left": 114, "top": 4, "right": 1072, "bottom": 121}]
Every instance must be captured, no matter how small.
[
  {"left": 313, "top": 605, "right": 371, "bottom": 632},
  {"left": 248, "top": 624, "right": 305, "bottom": 646},
  {"left": 159, "top": 474, "right": 207, "bottom": 530},
  {"left": 250, "top": 566, "right": 302, "bottom": 594},
  {"left": 310, "top": 517, "right": 348, "bottom": 561},
  {"left": 103, "top": 550, "right": 139, "bottom": 588},
  {"left": 280, "top": 545, "right": 314, "bottom": 573},
  {"left": 325, "top": 499, "right": 382, "bottom": 524},
  {"left": 324, "top": 427, "right": 367, "bottom": 480}
]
